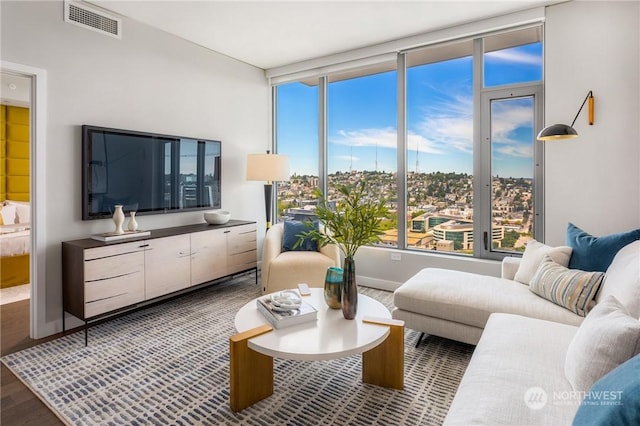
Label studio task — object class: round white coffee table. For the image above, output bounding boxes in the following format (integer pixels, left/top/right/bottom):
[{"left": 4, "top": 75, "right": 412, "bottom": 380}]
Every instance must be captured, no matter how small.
[
  {"left": 230, "top": 288, "right": 405, "bottom": 412},
  {"left": 234, "top": 288, "right": 391, "bottom": 361}
]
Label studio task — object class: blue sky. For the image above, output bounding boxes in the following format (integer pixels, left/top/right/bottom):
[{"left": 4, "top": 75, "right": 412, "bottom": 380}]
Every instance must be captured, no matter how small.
[{"left": 277, "top": 43, "right": 542, "bottom": 178}]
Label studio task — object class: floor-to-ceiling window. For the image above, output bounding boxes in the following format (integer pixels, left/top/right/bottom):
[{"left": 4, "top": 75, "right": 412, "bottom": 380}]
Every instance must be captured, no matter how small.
[
  {"left": 405, "top": 39, "right": 474, "bottom": 253},
  {"left": 274, "top": 81, "right": 319, "bottom": 221},
  {"left": 273, "top": 25, "right": 543, "bottom": 260},
  {"left": 327, "top": 66, "right": 398, "bottom": 246}
]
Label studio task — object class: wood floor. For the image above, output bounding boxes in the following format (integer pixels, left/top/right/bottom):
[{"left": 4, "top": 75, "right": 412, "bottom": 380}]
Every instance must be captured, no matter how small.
[{"left": 1, "top": 299, "right": 63, "bottom": 425}]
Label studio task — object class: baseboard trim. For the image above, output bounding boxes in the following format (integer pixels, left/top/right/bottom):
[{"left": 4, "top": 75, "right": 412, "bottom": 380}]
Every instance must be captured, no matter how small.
[{"left": 357, "top": 275, "right": 402, "bottom": 292}]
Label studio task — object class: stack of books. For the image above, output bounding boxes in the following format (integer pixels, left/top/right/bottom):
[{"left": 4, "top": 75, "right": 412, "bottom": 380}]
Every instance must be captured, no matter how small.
[{"left": 256, "top": 293, "right": 318, "bottom": 329}]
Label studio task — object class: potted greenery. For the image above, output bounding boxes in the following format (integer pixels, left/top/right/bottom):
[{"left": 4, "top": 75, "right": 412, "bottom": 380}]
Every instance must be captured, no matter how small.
[{"left": 296, "top": 181, "right": 389, "bottom": 319}]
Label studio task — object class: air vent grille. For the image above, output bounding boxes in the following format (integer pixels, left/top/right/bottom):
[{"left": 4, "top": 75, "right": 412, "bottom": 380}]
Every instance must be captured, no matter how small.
[{"left": 64, "top": 1, "right": 122, "bottom": 39}]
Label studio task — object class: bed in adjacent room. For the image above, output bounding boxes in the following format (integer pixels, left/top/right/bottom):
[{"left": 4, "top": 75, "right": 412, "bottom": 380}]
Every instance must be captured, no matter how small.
[{"left": 1, "top": 200, "right": 30, "bottom": 288}]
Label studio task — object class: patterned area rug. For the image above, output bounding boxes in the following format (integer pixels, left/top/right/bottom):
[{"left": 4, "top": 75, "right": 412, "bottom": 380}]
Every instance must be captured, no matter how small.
[{"left": 2, "top": 275, "right": 474, "bottom": 425}]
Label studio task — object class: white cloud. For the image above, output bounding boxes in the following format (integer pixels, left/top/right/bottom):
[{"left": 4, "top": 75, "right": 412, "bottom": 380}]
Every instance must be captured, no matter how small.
[
  {"left": 485, "top": 49, "right": 541, "bottom": 65},
  {"left": 332, "top": 128, "right": 397, "bottom": 149}
]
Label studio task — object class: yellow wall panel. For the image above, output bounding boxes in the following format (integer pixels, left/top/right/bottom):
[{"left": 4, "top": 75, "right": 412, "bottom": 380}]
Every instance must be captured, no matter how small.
[
  {"left": 0, "top": 105, "right": 5, "bottom": 202},
  {"left": 7, "top": 141, "right": 29, "bottom": 159},
  {"left": 6, "top": 125, "right": 29, "bottom": 142},
  {"left": 7, "top": 158, "right": 29, "bottom": 176},
  {"left": 1, "top": 105, "right": 29, "bottom": 202},
  {"left": 7, "top": 175, "right": 29, "bottom": 194},
  {"left": 7, "top": 106, "right": 29, "bottom": 123}
]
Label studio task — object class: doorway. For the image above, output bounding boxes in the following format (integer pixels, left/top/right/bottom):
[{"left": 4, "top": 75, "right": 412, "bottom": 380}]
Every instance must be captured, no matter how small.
[
  {"left": 1, "top": 61, "right": 48, "bottom": 339},
  {"left": 0, "top": 74, "right": 31, "bottom": 305}
]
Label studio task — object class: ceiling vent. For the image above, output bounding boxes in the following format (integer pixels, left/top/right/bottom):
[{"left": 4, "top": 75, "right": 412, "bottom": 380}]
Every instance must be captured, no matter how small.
[{"left": 64, "top": 1, "right": 122, "bottom": 39}]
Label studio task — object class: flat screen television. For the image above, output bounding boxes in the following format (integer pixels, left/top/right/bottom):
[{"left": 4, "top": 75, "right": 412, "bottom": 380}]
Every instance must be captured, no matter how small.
[{"left": 82, "top": 125, "right": 221, "bottom": 220}]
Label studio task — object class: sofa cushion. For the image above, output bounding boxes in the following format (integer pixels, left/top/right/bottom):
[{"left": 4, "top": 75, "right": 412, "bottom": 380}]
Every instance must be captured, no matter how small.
[
  {"left": 596, "top": 240, "right": 640, "bottom": 318},
  {"left": 529, "top": 256, "right": 604, "bottom": 317},
  {"left": 443, "top": 313, "right": 578, "bottom": 426},
  {"left": 393, "top": 268, "right": 583, "bottom": 330},
  {"left": 572, "top": 353, "right": 640, "bottom": 426},
  {"left": 565, "top": 295, "right": 640, "bottom": 392},
  {"left": 566, "top": 223, "right": 640, "bottom": 272},
  {"left": 282, "top": 220, "right": 318, "bottom": 252},
  {"left": 514, "top": 239, "right": 572, "bottom": 284}
]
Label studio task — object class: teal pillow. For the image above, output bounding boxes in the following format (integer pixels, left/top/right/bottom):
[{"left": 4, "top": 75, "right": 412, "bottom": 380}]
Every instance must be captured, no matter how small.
[
  {"left": 282, "top": 220, "right": 318, "bottom": 252},
  {"left": 566, "top": 223, "right": 640, "bottom": 272},
  {"left": 572, "top": 354, "right": 640, "bottom": 426}
]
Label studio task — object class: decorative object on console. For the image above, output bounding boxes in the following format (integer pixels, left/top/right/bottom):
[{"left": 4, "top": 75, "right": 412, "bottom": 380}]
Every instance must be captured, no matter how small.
[
  {"left": 90, "top": 230, "right": 151, "bottom": 242},
  {"left": 324, "top": 266, "right": 343, "bottom": 309},
  {"left": 204, "top": 210, "right": 231, "bottom": 225},
  {"left": 112, "top": 204, "right": 125, "bottom": 234},
  {"left": 296, "top": 180, "right": 389, "bottom": 320},
  {"left": 537, "top": 90, "right": 594, "bottom": 141},
  {"left": 246, "top": 151, "right": 289, "bottom": 230},
  {"left": 127, "top": 211, "right": 138, "bottom": 231}
]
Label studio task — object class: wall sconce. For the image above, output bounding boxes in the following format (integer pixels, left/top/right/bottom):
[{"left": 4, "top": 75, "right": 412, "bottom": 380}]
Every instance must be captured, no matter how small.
[
  {"left": 246, "top": 151, "right": 290, "bottom": 230},
  {"left": 537, "top": 90, "right": 594, "bottom": 141}
]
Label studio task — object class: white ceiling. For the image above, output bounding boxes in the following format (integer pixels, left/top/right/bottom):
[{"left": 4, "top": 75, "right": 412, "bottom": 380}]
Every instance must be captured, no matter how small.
[{"left": 89, "top": 0, "right": 561, "bottom": 70}]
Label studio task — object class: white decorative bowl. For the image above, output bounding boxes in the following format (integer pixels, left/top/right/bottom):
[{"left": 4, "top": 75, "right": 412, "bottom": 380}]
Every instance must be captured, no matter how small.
[{"left": 204, "top": 210, "right": 231, "bottom": 225}]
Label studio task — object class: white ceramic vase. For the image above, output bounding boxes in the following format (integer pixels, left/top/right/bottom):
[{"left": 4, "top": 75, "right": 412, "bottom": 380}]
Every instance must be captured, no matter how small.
[
  {"left": 112, "top": 205, "right": 125, "bottom": 234},
  {"left": 127, "top": 211, "right": 138, "bottom": 232}
]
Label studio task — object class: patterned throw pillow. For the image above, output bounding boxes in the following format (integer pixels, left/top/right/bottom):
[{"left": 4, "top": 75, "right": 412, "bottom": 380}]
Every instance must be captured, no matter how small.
[{"left": 529, "top": 255, "right": 604, "bottom": 316}]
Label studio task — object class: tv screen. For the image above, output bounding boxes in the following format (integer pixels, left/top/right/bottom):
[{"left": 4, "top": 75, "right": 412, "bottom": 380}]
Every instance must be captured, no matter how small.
[{"left": 82, "top": 125, "right": 221, "bottom": 220}]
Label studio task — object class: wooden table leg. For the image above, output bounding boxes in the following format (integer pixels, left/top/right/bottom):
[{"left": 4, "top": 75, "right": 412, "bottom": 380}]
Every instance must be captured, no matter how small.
[
  {"left": 361, "top": 317, "right": 405, "bottom": 390},
  {"left": 229, "top": 324, "right": 274, "bottom": 412}
]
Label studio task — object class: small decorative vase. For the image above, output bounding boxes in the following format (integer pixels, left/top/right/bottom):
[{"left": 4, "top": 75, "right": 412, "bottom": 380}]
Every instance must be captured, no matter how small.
[
  {"left": 341, "top": 257, "right": 358, "bottom": 320},
  {"left": 112, "top": 204, "right": 125, "bottom": 234},
  {"left": 127, "top": 211, "right": 138, "bottom": 232},
  {"left": 324, "top": 266, "right": 343, "bottom": 309}
]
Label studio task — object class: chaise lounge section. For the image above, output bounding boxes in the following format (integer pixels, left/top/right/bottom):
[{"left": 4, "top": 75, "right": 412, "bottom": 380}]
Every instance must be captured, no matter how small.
[{"left": 394, "top": 232, "right": 640, "bottom": 425}]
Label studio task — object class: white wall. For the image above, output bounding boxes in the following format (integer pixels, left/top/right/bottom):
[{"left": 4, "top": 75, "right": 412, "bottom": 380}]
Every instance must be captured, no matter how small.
[
  {"left": 544, "top": 1, "right": 640, "bottom": 245},
  {"left": 1, "top": 1, "right": 270, "bottom": 337}
]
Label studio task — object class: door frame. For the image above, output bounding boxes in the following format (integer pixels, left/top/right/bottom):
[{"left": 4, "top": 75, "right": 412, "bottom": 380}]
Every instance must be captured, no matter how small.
[{"left": 1, "top": 61, "right": 48, "bottom": 339}]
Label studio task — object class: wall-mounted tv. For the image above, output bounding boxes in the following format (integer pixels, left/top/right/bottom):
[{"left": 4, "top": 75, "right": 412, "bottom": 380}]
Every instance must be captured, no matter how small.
[{"left": 82, "top": 125, "right": 221, "bottom": 220}]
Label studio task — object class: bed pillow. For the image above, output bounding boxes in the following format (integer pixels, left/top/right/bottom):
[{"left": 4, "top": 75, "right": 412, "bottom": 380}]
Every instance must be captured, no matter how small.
[
  {"left": 529, "top": 255, "right": 604, "bottom": 316},
  {"left": 514, "top": 239, "right": 572, "bottom": 284},
  {"left": 565, "top": 295, "right": 640, "bottom": 392},
  {"left": 6, "top": 200, "right": 30, "bottom": 224},
  {"left": 566, "top": 223, "right": 640, "bottom": 272},
  {"left": 0, "top": 204, "right": 17, "bottom": 225},
  {"left": 282, "top": 220, "right": 319, "bottom": 252}
]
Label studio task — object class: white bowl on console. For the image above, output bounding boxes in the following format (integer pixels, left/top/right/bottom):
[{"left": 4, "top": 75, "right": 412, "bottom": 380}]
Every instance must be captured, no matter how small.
[{"left": 204, "top": 210, "right": 231, "bottom": 225}]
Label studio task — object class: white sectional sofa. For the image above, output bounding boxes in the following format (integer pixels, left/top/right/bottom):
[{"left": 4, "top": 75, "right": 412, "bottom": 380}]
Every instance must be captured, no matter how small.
[{"left": 393, "top": 239, "right": 640, "bottom": 425}]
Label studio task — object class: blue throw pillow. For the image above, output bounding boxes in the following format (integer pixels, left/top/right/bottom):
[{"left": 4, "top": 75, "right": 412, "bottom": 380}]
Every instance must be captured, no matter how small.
[
  {"left": 282, "top": 220, "right": 319, "bottom": 252},
  {"left": 572, "top": 354, "right": 640, "bottom": 426},
  {"left": 566, "top": 223, "right": 640, "bottom": 272}
]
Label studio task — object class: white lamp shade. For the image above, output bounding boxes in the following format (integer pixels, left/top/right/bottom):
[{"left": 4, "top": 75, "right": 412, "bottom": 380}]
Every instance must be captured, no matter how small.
[{"left": 246, "top": 153, "right": 290, "bottom": 182}]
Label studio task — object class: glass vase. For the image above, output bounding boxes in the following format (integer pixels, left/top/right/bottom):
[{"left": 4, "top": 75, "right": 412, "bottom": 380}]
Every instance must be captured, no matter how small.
[
  {"left": 341, "top": 257, "right": 358, "bottom": 320},
  {"left": 324, "top": 266, "right": 343, "bottom": 309}
]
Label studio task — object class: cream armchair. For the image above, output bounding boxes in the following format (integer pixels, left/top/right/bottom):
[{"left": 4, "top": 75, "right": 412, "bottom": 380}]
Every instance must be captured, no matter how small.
[{"left": 261, "top": 222, "right": 341, "bottom": 294}]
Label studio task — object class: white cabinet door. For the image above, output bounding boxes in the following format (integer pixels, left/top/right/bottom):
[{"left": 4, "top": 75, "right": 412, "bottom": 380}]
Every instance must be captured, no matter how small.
[
  {"left": 190, "top": 228, "right": 227, "bottom": 285},
  {"left": 145, "top": 234, "right": 191, "bottom": 300}
]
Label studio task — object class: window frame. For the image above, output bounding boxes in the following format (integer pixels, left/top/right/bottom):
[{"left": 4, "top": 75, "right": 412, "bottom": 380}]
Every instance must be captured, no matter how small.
[{"left": 273, "top": 25, "right": 544, "bottom": 261}]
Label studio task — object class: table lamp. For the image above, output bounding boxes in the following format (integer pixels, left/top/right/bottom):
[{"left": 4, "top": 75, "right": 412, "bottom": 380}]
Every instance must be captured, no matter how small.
[{"left": 246, "top": 151, "right": 290, "bottom": 229}]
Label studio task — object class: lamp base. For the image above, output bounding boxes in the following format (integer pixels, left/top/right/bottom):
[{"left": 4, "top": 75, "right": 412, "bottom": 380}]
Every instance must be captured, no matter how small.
[{"left": 264, "top": 183, "right": 273, "bottom": 230}]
